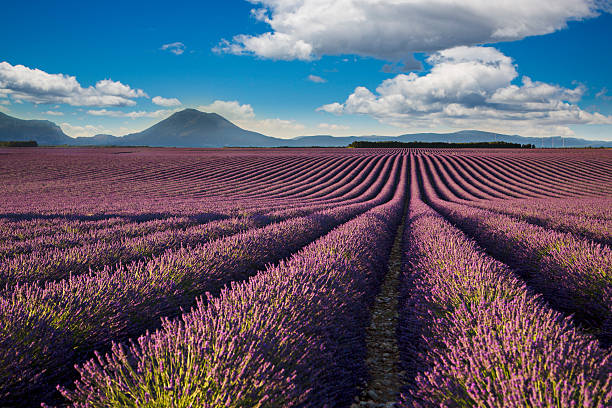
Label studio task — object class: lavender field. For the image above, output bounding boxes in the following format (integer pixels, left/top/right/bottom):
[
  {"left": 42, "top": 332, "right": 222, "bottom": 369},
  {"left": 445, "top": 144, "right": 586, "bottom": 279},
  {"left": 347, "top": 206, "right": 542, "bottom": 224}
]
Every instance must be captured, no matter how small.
[{"left": 0, "top": 147, "right": 611, "bottom": 407}]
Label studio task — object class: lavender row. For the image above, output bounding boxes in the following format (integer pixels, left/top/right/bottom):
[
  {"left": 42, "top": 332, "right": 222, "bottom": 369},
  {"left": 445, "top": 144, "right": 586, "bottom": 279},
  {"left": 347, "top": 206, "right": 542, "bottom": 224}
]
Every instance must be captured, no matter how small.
[
  {"left": 0, "top": 211, "right": 352, "bottom": 404},
  {"left": 0, "top": 156, "right": 397, "bottom": 289},
  {"left": 0, "top": 214, "right": 271, "bottom": 289},
  {"left": 3, "top": 148, "right": 610, "bottom": 215},
  {"left": 0, "top": 182, "right": 338, "bottom": 246},
  {"left": 60, "top": 159, "right": 406, "bottom": 408},
  {"left": 0, "top": 159, "right": 400, "bottom": 405},
  {"left": 471, "top": 199, "right": 612, "bottom": 247},
  {"left": 0, "top": 213, "right": 229, "bottom": 259},
  {"left": 301, "top": 154, "right": 393, "bottom": 204},
  {"left": 397, "top": 194, "right": 611, "bottom": 407},
  {"left": 468, "top": 155, "right": 607, "bottom": 197},
  {"left": 3, "top": 152, "right": 368, "bottom": 210},
  {"left": 1, "top": 150, "right": 330, "bottom": 205},
  {"left": 0, "top": 154, "right": 389, "bottom": 246},
  {"left": 471, "top": 153, "right": 612, "bottom": 196},
  {"left": 435, "top": 201, "right": 612, "bottom": 338},
  {"left": 415, "top": 155, "right": 612, "bottom": 333},
  {"left": 439, "top": 154, "right": 562, "bottom": 199},
  {"left": 428, "top": 155, "right": 546, "bottom": 200},
  {"left": 228, "top": 154, "right": 390, "bottom": 203},
  {"left": 400, "top": 197, "right": 612, "bottom": 408},
  {"left": 207, "top": 155, "right": 355, "bottom": 197},
  {"left": 423, "top": 160, "right": 612, "bottom": 246},
  {"left": 425, "top": 153, "right": 559, "bottom": 201},
  {"left": 491, "top": 197, "right": 612, "bottom": 221},
  {"left": 0, "top": 216, "right": 128, "bottom": 244},
  {"left": 427, "top": 153, "right": 611, "bottom": 202},
  {"left": 271, "top": 156, "right": 377, "bottom": 199}
]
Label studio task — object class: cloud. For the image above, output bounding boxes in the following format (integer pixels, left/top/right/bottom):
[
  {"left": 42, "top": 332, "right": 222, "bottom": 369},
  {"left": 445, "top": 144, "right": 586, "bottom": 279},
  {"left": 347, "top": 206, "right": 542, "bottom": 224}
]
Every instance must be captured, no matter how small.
[
  {"left": 596, "top": 87, "right": 612, "bottom": 100},
  {"left": 42, "top": 110, "right": 63, "bottom": 116},
  {"left": 161, "top": 42, "right": 186, "bottom": 55},
  {"left": 0, "top": 61, "right": 147, "bottom": 107},
  {"left": 318, "top": 46, "right": 612, "bottom": 136},
  {"left": 87, "top": 109, "right": 174, "bottom": 119},
  {"left": 0, "top": 90, "right": 10, "bottom": 106},
  {"left": 219, "top": 0, "right": 605, "bottom": 62},
  {"left": 251, "top": 117, "right": 306, "bottom": 133},
  {"left": 316, "top": 102, "right": 344, "bottom": 115},
  {"left": 381, "top": 57, "right": 423, "bottom": 73},
  {"left": 198, "top": 100, "right": 256, "bottom": 121},
  {"left": 60, "top": 122, "right": 108, "bottom": 138},
  {"left": 152, "top": 96, "right": 182, "bottom": 106},
  {"left": 94, "top": 79, "right": 147, "bottom": 98},
  {"left": 215, "top": 34, "right": 313, "bottom": 60},
  {"left": 318, "top": 123, "right": 349, "bottom": 130},
  {"left": 307, "top": 74, "right": 326, "bottom": 83},
  {"left": 198, "top": 99, "right": 305, "bottom": 137}
]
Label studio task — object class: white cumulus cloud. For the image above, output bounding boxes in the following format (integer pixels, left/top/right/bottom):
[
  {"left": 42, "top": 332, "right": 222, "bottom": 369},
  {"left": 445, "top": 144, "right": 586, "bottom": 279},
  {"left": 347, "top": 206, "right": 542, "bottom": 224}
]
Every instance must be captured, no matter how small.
[
  {"left": 318, "top": 46, "right": 612, "bottom": 136},
  {"left": 316, "top": 102, "right": 344, "bottom": 115},
  {"left": 94, "top": 79, "right": 147, "bottom": 98},
  {"left": 219, "top": 0, "right": 605, "bottom": 62},
  {"left": 0, "top": 62, "right": 147, "bottom": 107},
  {"left": 152, "top": 96, "right": 182, "bottom": 106},
  {"left": 216, "top": 33, "right": 313, "bottom": 60}
]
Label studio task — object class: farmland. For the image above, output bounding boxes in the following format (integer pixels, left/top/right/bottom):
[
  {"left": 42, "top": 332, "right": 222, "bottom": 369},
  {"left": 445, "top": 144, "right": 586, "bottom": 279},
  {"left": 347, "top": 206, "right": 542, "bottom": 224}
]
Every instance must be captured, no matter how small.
[{"left": 0, "top": 147, "right": 611, "bottom": 407}]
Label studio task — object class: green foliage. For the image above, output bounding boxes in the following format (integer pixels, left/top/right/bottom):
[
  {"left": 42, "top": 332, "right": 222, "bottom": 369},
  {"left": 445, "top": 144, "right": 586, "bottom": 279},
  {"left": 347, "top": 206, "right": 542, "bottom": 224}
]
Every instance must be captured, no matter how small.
[
  {"left": 0, "top": 140, "right": 38, "bottom": 147},
  {"left": 347, "top": 140, "right": 535, "bottom": 148}
]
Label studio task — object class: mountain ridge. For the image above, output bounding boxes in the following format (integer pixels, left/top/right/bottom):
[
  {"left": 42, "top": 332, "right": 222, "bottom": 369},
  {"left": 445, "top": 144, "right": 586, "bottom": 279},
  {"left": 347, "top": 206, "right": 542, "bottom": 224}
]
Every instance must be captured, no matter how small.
[
  {"left": 0, "top": 112, "right": 73, "bottom": 145},
  {"left": 1, "top": 109, "right": 610, "bottom": 148}
]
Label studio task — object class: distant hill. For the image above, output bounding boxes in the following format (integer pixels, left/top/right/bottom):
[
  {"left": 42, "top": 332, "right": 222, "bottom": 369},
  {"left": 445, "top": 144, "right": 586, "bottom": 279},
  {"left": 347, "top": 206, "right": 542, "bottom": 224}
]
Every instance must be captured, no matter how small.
[
  {"left": 79, "top": 109, "right": 281, "bottom": 148},
  {"left": 290, "top": 130, "right": 612, "bottom": 148},
  {"left": 391, "top": 130, "right": 612, "bottom": 149},
  {"left": 0, "top": 112, "right": 72, "bottom": 145},
  {"left": 2, "top": 109, "right": 611, "bottom": 148},
  {"left": 72, "top": 133, "right": 123, "bottom": 146}
]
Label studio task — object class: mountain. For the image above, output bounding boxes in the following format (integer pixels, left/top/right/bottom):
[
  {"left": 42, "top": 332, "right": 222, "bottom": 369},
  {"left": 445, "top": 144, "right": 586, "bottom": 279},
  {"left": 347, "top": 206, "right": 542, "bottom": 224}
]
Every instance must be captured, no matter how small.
[
  {"left": 113, "top": 109, "right": 282, "bottom": 147},
  {"left": 0, "top": 112, "right": 72, "bottom": 145},
  {"left": 1, "top": 109, "right": 611, "bottom": 148}
]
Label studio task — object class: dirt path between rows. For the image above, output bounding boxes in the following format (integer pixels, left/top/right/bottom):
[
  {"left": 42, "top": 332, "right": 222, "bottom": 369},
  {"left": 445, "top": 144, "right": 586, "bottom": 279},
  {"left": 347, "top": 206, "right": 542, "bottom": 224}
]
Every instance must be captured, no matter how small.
[{"left": 353, "top": 196, "right": 409, "bottom": 408}]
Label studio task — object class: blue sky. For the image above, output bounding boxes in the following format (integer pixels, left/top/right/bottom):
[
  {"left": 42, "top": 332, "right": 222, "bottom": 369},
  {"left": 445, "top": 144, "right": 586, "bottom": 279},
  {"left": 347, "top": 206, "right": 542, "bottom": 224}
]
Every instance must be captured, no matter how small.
[{"left": 1, "top": 0, "right": 611, "bottom": 140}]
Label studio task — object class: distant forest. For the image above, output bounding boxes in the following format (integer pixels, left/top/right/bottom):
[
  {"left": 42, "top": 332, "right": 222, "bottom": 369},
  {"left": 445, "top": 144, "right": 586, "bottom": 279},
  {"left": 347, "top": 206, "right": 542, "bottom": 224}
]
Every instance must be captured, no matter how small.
[
  {"left": 0, "top": 141, "right": 38, "bottom": 147},
  {"left": 348, "top": 141, "right": 536, "bottom": 149}
]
